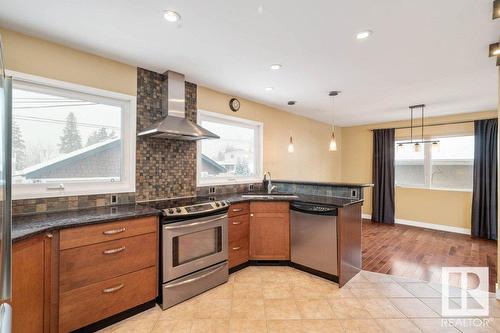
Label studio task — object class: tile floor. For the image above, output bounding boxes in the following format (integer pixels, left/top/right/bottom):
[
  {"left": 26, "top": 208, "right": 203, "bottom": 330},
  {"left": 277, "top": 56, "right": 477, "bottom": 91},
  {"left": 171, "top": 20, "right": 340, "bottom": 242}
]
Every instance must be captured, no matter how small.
[{"left": 100, "top": 266, "right": 500, "bottom": 333}]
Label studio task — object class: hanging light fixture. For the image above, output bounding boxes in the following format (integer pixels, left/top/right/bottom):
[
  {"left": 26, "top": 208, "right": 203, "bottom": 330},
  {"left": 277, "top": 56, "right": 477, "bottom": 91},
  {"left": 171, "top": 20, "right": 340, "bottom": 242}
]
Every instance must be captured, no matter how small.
[
  {"left": 288, "top": 135, "right": 295, "bottom": 153},
  {"left": 493, "top": 0, "right": 500, "bottom": 19},
  {"left": 432, "top": 141, "right": 440, "bottom": 152},
  {"left": 329, "top": 130, "right": 337, "bottom": 151},
  {"left": 397, "top": 104, "right": 439, "bottom": 152},
  {"left": 328, "top": 91, "right": 340, "bottom": 152}
]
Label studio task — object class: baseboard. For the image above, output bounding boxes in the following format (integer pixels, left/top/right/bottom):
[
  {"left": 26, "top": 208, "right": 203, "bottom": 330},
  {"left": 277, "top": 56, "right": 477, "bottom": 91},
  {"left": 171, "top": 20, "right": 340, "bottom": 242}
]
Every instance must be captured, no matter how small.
[
  {"left": 363, "top": 213, "right": 470, "bottom": 235},
  {"left": 395, "top": 218, "right": 470, "bottom": 235}
]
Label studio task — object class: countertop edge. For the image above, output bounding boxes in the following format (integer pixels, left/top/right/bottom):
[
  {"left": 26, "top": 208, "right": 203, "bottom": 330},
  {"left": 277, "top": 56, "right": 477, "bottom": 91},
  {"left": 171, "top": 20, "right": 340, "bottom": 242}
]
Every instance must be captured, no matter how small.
[
  {"left": 12, "top": 207, "right": 161, "bottom": 243},
  {"left": 273, "top": 179, "right": 374, "bottom": 188},
  {"left": 222, "top": 196, "right": 365, "bottom": 207},
  {"left": 12, "top": 194, "right": 364, "bottom": 242}
]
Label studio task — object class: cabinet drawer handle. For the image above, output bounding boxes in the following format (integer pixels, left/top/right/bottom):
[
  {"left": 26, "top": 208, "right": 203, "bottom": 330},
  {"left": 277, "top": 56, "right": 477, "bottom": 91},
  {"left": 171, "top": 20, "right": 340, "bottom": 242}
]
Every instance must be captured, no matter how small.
[
  {"left": 103, "top": 227, "right": 126, "bottom": 235},
  {"left": 232, "top": 246, "right": 241, "bottom": 251},
  {"left": 103, "top": 283, "right": 124, "bottom": 293},
  {"left": 232, "top": 208, "right": 243, "bottom": 212},
  {"left": 103, "top": 246, "right": 126, "bottom": 255},
  {"left": 232, "top": 221, "right": 242, "bottom": 225}
]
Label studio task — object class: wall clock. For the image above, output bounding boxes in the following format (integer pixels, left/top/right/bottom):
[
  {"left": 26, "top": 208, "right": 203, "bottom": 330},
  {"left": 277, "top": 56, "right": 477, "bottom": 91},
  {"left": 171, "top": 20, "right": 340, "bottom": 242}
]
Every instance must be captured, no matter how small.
[{"left": 229, "top": 98, "right": 240, "bottom": 112}]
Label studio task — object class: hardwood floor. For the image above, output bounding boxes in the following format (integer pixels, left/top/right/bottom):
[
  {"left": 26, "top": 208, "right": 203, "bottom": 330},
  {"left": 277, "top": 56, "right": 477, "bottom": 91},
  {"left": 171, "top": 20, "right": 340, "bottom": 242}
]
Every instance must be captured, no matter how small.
[{"left": 362, "top": 220, "right": 498, "bottom": 291}]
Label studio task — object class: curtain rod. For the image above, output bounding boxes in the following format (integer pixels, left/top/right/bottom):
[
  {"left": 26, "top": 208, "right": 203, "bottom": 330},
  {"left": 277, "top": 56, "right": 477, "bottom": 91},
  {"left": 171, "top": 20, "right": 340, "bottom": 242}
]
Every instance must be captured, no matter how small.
[{"left": 370, "top": 119, "right": 478, "bottom": 131}]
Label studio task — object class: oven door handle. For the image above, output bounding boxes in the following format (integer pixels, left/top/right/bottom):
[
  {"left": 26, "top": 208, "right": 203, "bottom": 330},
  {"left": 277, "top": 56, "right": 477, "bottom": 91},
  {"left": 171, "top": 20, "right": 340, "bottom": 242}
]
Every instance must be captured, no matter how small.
[
  {"left": 163, "top": 262, "right": 227, "bottom": 289},
  {"left": 164, "top": 214, "right": 227, "bottom": 230}
]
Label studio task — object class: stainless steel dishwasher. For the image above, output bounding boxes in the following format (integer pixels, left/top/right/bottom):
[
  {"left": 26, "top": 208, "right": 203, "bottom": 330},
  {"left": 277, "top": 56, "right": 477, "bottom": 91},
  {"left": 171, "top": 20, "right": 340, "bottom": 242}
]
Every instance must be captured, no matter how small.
[{"left": 290, "top": 202, "right": 338, "bottom": 279}]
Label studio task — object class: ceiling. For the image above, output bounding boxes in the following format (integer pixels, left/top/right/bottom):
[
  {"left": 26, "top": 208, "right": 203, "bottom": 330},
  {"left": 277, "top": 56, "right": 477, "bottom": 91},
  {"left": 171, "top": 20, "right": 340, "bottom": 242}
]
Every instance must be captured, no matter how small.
[{"left": 0, "top": 0, "right": 499, "bottom": 126}]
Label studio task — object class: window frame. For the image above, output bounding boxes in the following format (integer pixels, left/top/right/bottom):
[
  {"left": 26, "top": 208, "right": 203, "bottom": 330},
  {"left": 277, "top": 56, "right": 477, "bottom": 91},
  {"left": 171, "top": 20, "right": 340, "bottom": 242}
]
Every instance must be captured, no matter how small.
[
  {"left": 8, "top": 70, "right": 136, "bottom": 200},
  {"left": 196, "top": 110, "right": 263, "bottom": 187},
  {"left": 395, "top": 134, "right": 474, "bottom": 192}
]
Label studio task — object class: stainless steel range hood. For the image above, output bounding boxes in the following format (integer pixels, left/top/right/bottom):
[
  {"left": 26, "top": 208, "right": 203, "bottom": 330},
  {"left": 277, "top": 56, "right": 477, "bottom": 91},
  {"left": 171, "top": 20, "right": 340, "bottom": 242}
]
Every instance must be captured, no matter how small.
[{"left": 137, "top": 71, "right": 220, "bottom": 140}]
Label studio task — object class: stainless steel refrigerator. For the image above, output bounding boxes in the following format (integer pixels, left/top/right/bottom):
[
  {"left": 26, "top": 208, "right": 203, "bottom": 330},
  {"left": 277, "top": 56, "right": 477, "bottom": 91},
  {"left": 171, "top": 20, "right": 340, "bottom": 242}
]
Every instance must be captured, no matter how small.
[{"left": 0, "top": 34, "right": 12, "bottom": 333}]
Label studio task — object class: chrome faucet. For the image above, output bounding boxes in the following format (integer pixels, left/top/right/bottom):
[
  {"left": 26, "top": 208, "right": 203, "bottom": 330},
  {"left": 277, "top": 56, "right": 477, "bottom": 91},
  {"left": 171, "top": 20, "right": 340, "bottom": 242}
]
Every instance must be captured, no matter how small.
[{"left": 264, "top": 171, "right": 276, "bottom": 194}]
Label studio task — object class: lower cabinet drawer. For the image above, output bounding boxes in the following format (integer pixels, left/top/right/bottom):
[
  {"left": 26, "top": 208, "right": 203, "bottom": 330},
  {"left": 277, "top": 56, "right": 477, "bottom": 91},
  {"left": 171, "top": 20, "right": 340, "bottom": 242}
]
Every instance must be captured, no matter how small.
[
  {"left": 229, "top": 237, "right": 249, "bottom": 268},
  {"left": 228, "top": 203, "right": 250, "bottom": 218},
  {"left": 228, "top": 214, "right": 249, "bottom": 242},
  {"left": 59, "top": 266, "right": 157, "bottom": 333},
  {"left": 59, "top": 232, "right": 157, "bottom": 293}
]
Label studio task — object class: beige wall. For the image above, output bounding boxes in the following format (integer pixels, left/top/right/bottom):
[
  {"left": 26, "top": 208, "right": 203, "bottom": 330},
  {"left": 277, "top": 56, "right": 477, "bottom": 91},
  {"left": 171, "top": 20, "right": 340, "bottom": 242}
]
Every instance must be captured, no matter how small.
[
  {"left": 0, "top": 28, "right": 137, "bottom": 95},
  {"left": 4, "top": 27, "right": 498, "bottom": 232},
  {"left": 341, "top": 111, "right": 497, "bottom": 229},
  {"left": 0, "top": 27, "right": 342, "bottom": 182},
  {"left": 197, "top": 86, "right": 342, "bottom": 182}
]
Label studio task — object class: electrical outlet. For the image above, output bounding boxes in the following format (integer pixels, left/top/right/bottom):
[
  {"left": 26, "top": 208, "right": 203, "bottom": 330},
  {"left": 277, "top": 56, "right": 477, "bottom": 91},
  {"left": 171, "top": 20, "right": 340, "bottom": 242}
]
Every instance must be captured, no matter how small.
[
  {"left": 351, "top": 189, "right": 358, "bottom": 198},
  {"left": 111, "top": 207, "right": 118, "bottom": 214},
  {"left": 248, "top": 184, "right": 255, "bottom": 191},
  {"left": 209, "top": 187, "right": 216, "bottom": 194},
  {"left": 110, "top": 194, "right": 118, "bottom": 204}
]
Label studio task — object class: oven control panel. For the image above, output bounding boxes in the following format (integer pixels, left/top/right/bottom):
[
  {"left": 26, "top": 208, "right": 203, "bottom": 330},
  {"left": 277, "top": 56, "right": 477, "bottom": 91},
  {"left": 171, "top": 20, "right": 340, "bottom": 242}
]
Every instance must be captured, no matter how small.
[{"left": 163, "top": 200, "right": 228, "bottom": 217}]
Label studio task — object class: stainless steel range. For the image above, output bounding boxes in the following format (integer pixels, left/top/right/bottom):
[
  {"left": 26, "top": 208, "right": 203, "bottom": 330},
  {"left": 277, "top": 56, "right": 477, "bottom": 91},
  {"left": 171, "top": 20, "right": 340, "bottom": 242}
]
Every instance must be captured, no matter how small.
[{"left": 154, "top": 198, "right": 229, "bottom": 309}]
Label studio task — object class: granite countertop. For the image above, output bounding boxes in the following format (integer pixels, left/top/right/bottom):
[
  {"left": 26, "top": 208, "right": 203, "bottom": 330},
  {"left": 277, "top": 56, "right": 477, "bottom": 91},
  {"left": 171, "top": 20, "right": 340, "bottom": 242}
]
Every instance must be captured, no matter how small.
[
  {"left": 12, "top": 204, "right": 161, "bottom": 242},
  {"left": 273, "top": 179, "right": 374, "bottom": 188},
  {"left": 142, "top": 192, "right": 363, "bottom": 210},
  {"left": 210, "top": 193, "right": 364, "bottom": 207},
  {"left": 12, "top": 192, "right": 363, "bottom": 242}
]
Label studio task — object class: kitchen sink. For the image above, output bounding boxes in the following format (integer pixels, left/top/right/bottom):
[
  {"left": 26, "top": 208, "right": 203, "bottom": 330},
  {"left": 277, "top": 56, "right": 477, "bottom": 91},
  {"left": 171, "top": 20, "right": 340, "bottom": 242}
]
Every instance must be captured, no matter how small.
[{"left": 241, "top": 193, "right": 299, "bottom": 200}]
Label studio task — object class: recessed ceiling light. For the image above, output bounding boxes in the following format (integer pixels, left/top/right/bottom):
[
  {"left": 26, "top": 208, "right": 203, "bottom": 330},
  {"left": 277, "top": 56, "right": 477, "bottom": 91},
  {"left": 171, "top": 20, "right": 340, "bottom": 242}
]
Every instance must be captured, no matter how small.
[
  {"left": 265, "top": 87, "right": 274, "bottom": 91},
  {"left": 356, "top": 30, "right": 373, "bottom": 40},
  {"left": 270, "top": 64, "right": 282, "bottom": 70},
  {"left": 164, "top": 10, "right": 181, "bottom": 23}
]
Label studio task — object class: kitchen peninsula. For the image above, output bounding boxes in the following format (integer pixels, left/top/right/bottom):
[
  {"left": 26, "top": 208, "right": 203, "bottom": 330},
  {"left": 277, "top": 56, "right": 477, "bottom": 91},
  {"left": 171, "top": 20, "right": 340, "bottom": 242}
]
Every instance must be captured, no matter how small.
[{"left": 10, "top": 176, "right": 370, "bottom": 331}]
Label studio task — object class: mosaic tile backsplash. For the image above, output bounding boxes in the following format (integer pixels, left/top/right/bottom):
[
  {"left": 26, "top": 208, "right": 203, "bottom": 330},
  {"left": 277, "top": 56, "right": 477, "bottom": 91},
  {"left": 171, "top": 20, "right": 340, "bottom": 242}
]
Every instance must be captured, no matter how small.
[
  {"left": 135, "top": 68, "right": 198, "bottom": 201},
  {"left": 12, "top": 192, "right": 135, "bottom": 215},
  {"left": 12, "top": 67, "right": 365, "bottom": 215},
  {"left": 196, "top": 183, "right": 264, "bottom": 197},
  {"left": 273, "top": 182, "right": 364, "bottom": 200}
]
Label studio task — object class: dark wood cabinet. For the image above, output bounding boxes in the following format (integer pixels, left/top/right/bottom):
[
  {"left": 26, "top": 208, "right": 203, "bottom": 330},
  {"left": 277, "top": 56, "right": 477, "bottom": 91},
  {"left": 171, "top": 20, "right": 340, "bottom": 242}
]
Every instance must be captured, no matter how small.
[
  {"left": 58, "top": 216, "right": 159, "bottom": 332},
  {"left": 228, "top": 203, "right": 250, "bottom": 268},
  {"left": 12, "top": 233, "right": 54, "bottom": 333},
  {"left": 249, "top": 202, "right": 290, "bottom": 260}
]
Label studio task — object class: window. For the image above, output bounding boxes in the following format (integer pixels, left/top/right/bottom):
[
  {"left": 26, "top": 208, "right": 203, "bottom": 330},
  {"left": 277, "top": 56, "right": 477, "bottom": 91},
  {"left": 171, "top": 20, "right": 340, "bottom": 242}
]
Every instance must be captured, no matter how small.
[
  {"left": 197, "top": 110, "right": 263, "bottom": 186},
  {"left": 395, "top": 135, "right": 474, "bottom": 191},
  {"left": 9, "top": 71, "right": 136, "bottom": 199}
]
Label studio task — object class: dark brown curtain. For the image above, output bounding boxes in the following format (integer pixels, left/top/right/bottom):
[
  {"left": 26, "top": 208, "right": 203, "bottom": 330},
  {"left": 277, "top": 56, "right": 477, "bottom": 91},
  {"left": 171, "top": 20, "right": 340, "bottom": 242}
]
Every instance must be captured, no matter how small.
[
  {"left": 472, "top": 119, "right": 497, "bottom": 240},
  {"left": 372, "top": 128, "right": 395, "bottom": 224}
]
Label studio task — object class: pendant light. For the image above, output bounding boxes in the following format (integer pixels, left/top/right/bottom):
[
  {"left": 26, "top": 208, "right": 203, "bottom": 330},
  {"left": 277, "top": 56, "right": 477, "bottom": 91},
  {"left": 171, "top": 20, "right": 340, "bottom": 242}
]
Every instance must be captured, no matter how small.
[
  {"left": 329, "top": 130, "right": 337, "bottom": 151},
  {"left": 287, "top": 102, "right": 296, "bottom": 153},
  {"left": 288, "top": 135, "right": 294, "bottom": 153},
  {"left": 397, "top": 104, "right": 439, "bottom": 151},
  {"left": 432, "top": 141, "right": 440, "bottom": 152},
  {"left": 328, "top": 91, "right": 340, "bottom": 152}
]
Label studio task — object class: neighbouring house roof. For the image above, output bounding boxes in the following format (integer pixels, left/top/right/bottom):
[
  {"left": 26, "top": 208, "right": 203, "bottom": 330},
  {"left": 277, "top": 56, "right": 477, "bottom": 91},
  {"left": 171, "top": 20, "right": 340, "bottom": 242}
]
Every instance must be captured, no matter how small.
[
  {"left": 15, "top": 137, "right": 227, "bottom": 179},
  {"left": 15, "top": 138, "right": 121, "bottom": 179},
  {"left": 201, "top": 155, "right": 226, "bottom": 173}
]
